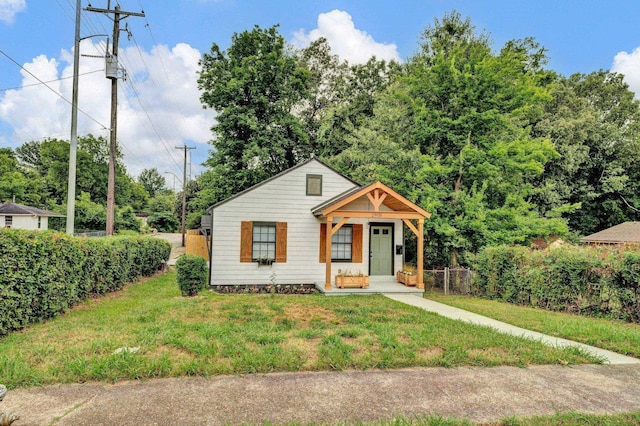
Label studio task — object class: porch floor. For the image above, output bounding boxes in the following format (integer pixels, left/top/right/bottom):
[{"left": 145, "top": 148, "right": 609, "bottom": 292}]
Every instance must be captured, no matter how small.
[{"left": 315, "top": 276, "right": 424, "bottom": 296}]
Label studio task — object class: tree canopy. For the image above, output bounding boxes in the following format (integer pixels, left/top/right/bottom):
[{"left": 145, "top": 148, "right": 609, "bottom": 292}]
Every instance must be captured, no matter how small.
[{"left": 3, "top": 11, "right": 640, "bottom": 263}]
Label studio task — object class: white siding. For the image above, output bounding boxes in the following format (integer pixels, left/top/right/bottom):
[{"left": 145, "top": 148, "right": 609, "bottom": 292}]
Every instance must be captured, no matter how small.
[
  {"left": 0, "top": 215, "right": 44, "bottom": 230},
  {"left": 211, "top": 160, "right": 354, "bottom": 285},
  {"left": 210, "top": 160, "right": 406, "bottom": 285}
]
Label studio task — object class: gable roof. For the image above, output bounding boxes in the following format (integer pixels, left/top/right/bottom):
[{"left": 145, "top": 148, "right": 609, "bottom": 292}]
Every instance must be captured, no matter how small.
[
  {"left": 0, "top": 202, "right": 65, "bottom": 217},
  {"left": 206, "top": 157, "right": 360, "bottom": 212},
  {"left": 580, "top": 222, "right": 640, "bottom": 244},
  {"left": 312, "top": 181, "right": 431, "bottom": 219}
]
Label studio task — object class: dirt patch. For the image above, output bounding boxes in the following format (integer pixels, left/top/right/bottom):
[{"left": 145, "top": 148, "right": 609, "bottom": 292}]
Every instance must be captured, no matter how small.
[
  {"left": 284, "top": 305, "right": 338, "bottom": 325},
  {"left": 418, "top": 347, "right": 445, "bottom": 361},
  {"left": 284, "top": 338, "right": 319, "bottom": 369}
]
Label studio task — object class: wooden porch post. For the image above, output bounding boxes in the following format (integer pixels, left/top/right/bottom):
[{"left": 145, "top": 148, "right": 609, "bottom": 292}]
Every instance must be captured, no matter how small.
[
  {"left": 325, "top": 216, "right": 333, "bottom": 290},
  {"left": 417, "top": 218, "right": 424, "bottom": 289}
]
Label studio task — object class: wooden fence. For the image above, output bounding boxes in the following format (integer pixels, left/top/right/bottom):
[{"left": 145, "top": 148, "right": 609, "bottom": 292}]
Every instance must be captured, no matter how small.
[{"left": 186, "top": 229, "right": 209, "bottom": 261}]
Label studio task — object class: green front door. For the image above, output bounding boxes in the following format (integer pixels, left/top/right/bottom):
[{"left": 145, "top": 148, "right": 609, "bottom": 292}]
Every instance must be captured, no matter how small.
[{"left": 370, "top": 225, "right": 393, "bottom": 275}]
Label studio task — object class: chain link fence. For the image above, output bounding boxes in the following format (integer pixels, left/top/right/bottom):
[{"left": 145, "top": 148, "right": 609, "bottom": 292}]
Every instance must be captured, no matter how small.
[{"left": 424, "top": 267, "right": 472, "bottom": 295}]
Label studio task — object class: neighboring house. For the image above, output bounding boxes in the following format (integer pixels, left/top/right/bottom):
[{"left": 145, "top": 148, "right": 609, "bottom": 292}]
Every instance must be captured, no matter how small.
[
  {"left": 0, "top": 202, "right": 64, "bottom": 231},
  {"left": 207, "top": 158, "right": 430, "bottom": 291},
  {"left": 580, "top": 222, "right": 640, "bottom": 246}
]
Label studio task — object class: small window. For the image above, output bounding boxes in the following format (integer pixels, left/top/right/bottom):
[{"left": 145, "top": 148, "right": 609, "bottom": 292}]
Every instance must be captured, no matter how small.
[
  {"left": 5, "top": 216, "right": 12, "bottom": 229},
  {"left": 306, "top": 174, "right": 322, "bottom": 196},
  {"left": 38, "top": 217, "right": 42, "bottom": 229},
  {"left": 252, "top": 222, "right": 276, "bottom": 260},
  {"left": 332, "top": 225, "right": 352, "bottom": 261}
]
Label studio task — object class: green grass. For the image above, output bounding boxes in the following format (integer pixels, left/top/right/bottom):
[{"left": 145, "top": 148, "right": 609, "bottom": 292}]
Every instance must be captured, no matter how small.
[
  {"left": 244, "top": 411, "right": 640, "bottom": 425},
  {"left": 496, "top": 411, "right": 640, "bottom": 425},
  {"left": 0, "top": 271, "right": 602, "bottom": 389},
  {"left": 427, "top": 292, "right": 640, "bottom": 358}
]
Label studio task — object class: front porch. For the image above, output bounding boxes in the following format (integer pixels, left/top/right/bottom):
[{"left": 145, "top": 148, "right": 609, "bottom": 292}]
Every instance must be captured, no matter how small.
[
  {"left": 313, "top": 181, "right": 431, "bottom": 292},
  {"left": 315, "top": 276, "right": 424, "bottom": 296}
]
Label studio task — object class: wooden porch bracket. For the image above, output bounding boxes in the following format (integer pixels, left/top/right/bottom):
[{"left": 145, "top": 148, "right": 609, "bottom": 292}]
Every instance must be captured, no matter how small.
[
  {"left": 403, "top": 218, "right": 425, "bottom": 288},
  {"left": 325, "top": 216, "right": 333, "bottom": 290}
]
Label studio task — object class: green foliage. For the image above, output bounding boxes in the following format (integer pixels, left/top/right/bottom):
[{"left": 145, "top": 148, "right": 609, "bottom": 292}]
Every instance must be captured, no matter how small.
[
  {"left": 116, "top": 205, "right": 141, "bottom": 232},
  {"left": 147, "top": 211, "right": 180, "bottom": 232},
  {"left": 73, "top": 192, "right": 106, "bottom": 232},
  {"left": 8, "top": 135, "right": 148, "bottom": 215},
  {"left": 137, "top": 168, "right": 166, "bottom": 198},
  {"left": 534, "top": 71, "right": 640, "bottom": 235},
  {"left": 473, "top": 245, "right": 640, "bottom": 322},
  {"left": 198, "top": 25, "right": 311, "bottom": 201},
  {"left": 326, "top": 12, "right": 566, "bottom": 266},
  {"left": 0, "top": 147, "right": 43, "bottom": 205},
  {"left": 0, "top": 229, "right": 171, "bottom": 337},
  {"left": 175, "top": 254, "right": 208, "bottom": 296}
]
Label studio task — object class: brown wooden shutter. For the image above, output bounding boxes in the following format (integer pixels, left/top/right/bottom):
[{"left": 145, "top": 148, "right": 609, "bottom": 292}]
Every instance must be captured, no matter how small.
[
  {"left": 240, "top": 221, "right": 253, "bottom": 262},
  {"left": 319, "top": 223, "right": 326, "bottom": 263},
  {"left": 352, "top": 224, "right": 363, "bottom": 263},
  {"left": 275, "top": 222, "right": 287, "bottom": 263}
]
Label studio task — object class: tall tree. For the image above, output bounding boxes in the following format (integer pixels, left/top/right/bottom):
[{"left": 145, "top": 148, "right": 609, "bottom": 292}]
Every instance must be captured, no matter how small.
[
  {"left": 138, "top": 168, "right": 166, "bottom": 198},
  {"left": 330, "top": 12, "right": 566, "bottom": 266},
  {"left": 533, "top": 71, "right": 640, "bottom": 234},
  {"left": 0, "top": 148, "right": 43, "bottom": 205},
  {"left": 198, "top": 25, "right": 311, "bottom": 200}
]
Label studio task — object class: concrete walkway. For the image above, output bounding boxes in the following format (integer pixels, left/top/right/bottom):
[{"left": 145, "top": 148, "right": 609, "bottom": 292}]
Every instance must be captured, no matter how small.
[{"left": 384, "top": 294, "right": 640, "bottom": 365}]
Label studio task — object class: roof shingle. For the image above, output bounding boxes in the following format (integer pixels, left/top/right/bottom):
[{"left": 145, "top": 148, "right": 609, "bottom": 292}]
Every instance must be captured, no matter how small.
[{"left": 580, "top": 222, "right": 640, "bottom": 244}]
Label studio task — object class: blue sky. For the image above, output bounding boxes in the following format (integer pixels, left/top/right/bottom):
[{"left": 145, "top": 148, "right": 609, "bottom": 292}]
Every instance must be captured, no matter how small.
[{"left": 2, "top": 0, "right": 640, "bottom": 179}]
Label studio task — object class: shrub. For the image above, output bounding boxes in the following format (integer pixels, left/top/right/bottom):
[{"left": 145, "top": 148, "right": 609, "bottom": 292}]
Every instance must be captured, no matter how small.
[
  {"left": 176, "top": 254, "right": 208, "bottom": 296},
  {"left": 0, "top": 230, "right": 172, "bottom": 337},
  {"left": 147, "top": 212, "right": 179, "bottom": 232},
  {"left": 472, "top": 244, "right": 640, "bottom": 322}
]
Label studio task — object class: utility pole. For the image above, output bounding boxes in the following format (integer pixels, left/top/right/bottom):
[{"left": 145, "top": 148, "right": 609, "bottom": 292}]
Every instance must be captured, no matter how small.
[
  {"left": 86, "top": 2, "right": 144, "bottom": 236},
  {"left": 176, "top": 145, "right": 195, "bottom": 247},
  {"left": 65, "top": 0, "right": 81, "bottom": 235}
]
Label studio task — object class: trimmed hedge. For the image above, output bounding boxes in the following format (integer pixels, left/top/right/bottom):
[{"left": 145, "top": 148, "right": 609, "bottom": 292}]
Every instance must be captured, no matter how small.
[
  {"left": 0, "top": 229, "right": 171, "bottom": 337},
  {"left": 472, "top": 245, "right": 640, "bottom": 322},
  {"left": 175, "top": 254, "right": 207, "bottom": 296}
]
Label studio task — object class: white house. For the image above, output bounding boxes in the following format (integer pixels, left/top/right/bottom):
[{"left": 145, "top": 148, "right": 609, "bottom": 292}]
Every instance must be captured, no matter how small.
[
  {"left": 207, "top": 158, "right": 430, "bottom": 292},
  {"left": 0, "top": 202, "right": 64, "bottom": 231}
]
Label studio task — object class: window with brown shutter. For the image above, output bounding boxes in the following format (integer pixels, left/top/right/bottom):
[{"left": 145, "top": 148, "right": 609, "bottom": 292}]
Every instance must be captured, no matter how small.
[
  {"left": 352, "top": 224, "right": 363, "bottom": 263},
  {"left": 240, "top": 221, "right": 287, "bottom": 263},
  {"left": 319, "top": 223, "right": 363, "bottom": 263},
  {"left": 240, "top": 221, "right": 253, "bottom": 262},
  {"left": 275, "top": 222, "right": 287, "bottom": 263}
]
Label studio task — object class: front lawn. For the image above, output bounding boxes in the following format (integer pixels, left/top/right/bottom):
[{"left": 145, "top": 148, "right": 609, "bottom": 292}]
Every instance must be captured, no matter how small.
[
  {"left": 427, "top": 293, "right": 640, "bottom": 358},
  {"left": 0, "top": 271, "right": 600, "bottom": 388}
]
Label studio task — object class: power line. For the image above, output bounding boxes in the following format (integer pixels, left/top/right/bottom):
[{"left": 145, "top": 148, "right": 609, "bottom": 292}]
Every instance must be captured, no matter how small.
[
  {"left": 0, "top": 49, "right": 108, "bottom": 131},
  {"left": 0, "top": 69, "right": 103, "bottom": 92}
]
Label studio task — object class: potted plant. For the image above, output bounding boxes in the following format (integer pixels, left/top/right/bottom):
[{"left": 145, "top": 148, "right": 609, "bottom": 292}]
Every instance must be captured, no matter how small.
[
  {"left": 396, "top": 263, "right": 418, "bottom": 286},
  {"left": 256, "top": 256, "right": 275, "bottom": 266},
  {"left": 335, "top": 269, "right": 369, "bottom": 289}
]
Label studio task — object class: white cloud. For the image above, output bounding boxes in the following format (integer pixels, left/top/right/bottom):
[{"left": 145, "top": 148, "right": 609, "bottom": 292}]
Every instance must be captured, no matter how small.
[
  {"left": 612, "top": 47, "right": 640, "bottom": 97},
  {"left": 0, "top": 41, "right": 213, "bottom": 178},
  {"left": 0, "top": 0, "right": 26, "bottom": 24},
  {"left": 292, "top": 10, "right": 400, "bottom": 65}
]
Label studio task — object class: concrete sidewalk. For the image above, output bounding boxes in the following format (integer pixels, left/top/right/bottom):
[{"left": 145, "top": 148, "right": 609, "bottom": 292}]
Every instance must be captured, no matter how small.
[
  {"left": 4, "top": 293, "right": 640, "bottom": 425},
  {"left": 4, "top": 365, "right": 640, "bottom": 425},
  {"left": 384, "top": 294, "right": 640, "bottom": 365}
]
